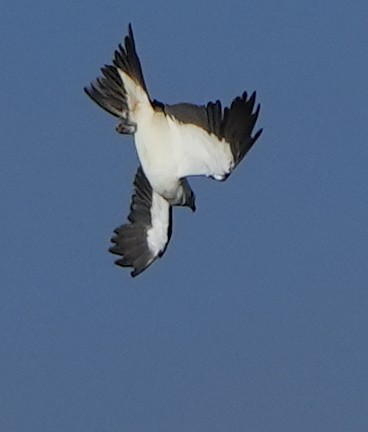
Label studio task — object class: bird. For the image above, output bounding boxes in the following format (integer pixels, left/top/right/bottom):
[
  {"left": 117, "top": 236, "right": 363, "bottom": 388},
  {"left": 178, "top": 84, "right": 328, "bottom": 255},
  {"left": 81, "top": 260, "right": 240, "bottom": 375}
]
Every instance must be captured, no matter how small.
[{"left": 84, "top": 24, "right": 262, "bottom": 277}]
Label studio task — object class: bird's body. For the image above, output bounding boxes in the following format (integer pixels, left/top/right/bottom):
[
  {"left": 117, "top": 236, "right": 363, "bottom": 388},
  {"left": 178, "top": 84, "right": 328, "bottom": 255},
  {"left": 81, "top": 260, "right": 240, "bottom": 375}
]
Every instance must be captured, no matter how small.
[{"left": 85, "top": 24, "right": 262, "bottom": 277}]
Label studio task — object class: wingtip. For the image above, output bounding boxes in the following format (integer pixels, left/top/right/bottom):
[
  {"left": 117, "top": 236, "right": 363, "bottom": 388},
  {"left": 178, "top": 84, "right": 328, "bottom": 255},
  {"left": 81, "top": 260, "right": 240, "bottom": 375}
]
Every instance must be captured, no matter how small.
[
  {"left": 253, "top": 103, "right": 261, "bottom": 118},
  {"left": 254, "top": 128, "right": 263, "bottom": 141},
  {"left": 248, "top": 91, "right": 256, "bottom": 105},
  {"left": 127, "top": 23, "right": 135, "bottom": 44},
  {"left": 83, "top": 84, "right": 97, "bottom": 103},
  {"left": 130, "top": 268, "right": 141, "bottom": 278}
]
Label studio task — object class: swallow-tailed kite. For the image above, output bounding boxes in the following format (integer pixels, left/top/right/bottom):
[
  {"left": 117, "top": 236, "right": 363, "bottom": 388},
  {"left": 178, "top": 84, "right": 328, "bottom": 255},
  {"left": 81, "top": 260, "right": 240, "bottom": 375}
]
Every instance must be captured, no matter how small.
[{"left": 85, "top": 24, "right": 262, "bottom": 277}]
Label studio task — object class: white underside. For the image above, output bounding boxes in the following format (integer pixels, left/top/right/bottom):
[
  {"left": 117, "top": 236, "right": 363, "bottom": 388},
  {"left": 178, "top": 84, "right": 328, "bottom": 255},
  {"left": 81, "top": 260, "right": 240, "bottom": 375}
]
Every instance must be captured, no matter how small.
[
  {"left": 146, "top": 191, "right": 171, "bottom": 257},
  {"left": 118, "top": 68, "right": 234, "bottom": 202}
]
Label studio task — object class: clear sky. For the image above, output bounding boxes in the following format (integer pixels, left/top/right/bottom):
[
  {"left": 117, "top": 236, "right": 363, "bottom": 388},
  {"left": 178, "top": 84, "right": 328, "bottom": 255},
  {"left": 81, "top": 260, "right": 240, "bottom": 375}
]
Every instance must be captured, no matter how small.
[{"left": 1, "top": 1, "right": 368, "bottom": 431}]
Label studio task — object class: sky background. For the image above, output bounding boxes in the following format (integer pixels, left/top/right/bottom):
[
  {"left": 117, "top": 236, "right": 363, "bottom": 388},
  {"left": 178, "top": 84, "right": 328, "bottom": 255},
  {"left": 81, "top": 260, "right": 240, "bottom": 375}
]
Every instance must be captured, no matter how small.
[{"left": 1, "top": 1, "right": 368, "bottom": 431}]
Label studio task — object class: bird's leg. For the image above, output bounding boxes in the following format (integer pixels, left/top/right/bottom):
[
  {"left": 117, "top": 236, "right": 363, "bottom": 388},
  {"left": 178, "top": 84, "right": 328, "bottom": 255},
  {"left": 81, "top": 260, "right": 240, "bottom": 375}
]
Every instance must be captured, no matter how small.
[{"left": 116, "top": 118, "right": 137, "bottom": 134}]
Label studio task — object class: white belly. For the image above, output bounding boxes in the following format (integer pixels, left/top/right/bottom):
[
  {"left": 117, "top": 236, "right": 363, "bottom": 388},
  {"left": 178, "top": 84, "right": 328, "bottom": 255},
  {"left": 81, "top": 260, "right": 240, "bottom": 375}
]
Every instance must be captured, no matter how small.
[{"left": 133, "top": 109, "right": 180, "bottom": 200}]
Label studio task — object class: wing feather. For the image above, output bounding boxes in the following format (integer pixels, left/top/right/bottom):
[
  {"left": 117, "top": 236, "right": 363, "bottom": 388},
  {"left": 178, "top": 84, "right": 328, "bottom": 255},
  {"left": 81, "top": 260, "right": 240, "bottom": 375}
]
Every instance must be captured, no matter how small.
[
  {"left": 110, "top": 167, "right": 172, "bottom": 277},
  {"left": 161, "top": 92, "right": 262, "bottom": 179}
]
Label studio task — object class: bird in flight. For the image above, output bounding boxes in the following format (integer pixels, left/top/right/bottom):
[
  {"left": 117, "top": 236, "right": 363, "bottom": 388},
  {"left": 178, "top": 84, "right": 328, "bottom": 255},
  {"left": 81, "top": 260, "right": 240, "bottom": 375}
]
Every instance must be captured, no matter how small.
[{"left": 85, "top": 24, "right": 262, "bottom": 277}]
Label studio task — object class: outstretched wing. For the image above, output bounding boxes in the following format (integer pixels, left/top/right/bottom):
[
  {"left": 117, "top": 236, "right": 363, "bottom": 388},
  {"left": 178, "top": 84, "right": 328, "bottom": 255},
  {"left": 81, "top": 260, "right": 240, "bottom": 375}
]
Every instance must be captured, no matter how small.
[
  {"left": 109, "top": 167, "right": 172, "bottom": 277},
  {"left": 153, "top": 91, "right": 262, "bottom": 180},
  {"left": 84, "top": 24, "right": 150, "bottom": 134}
]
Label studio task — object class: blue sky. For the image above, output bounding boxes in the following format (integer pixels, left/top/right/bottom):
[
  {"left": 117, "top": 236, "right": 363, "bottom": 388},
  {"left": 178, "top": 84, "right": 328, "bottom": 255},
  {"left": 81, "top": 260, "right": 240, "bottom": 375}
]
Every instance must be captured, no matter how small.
[{"left": 1, "top": 1, "right": 368, "bottom": 431}]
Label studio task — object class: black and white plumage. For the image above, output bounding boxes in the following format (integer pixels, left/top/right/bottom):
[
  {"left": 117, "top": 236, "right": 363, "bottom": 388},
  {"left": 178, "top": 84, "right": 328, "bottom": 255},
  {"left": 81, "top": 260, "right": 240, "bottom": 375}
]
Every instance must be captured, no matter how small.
[
  {"left": 85, "top": 24, "right": 262, "bottom": 277},
  {"left": 109, "top": 167, "right": 173, "bottom": 277}
]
